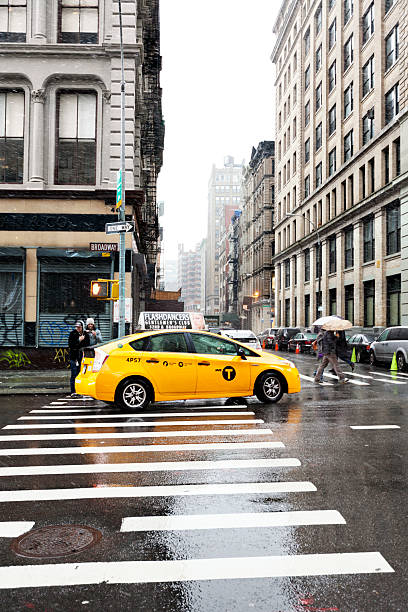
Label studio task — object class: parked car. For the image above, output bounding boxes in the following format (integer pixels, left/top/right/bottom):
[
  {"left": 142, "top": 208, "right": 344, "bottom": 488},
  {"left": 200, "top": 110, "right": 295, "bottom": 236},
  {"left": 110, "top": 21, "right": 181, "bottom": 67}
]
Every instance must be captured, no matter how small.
[
  {"left": 288, "top": 332, "right": 317, "bottom": 354},
  {"left": 347, "top": 333, "right": 376, "bottom": 363},
  {"left": 275, "top": 327, "right": 301, "bottom": 351},
  {"left": 219, "top": 329, "right": 262, "bottom": 350},
  {"left": 369, "top": 326, "right": 408, "bottom": 370},
  {"left": 258, "top": 328, "right": 279, "bottom": 349}
]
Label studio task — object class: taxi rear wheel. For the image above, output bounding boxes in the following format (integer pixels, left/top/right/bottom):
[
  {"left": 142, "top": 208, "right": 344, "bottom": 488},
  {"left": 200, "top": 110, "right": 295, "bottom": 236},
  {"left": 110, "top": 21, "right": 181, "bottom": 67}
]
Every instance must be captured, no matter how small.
[
  {"left": 255, "top": 372, "right": 284, "bottom": 404},
  {"left": 117, "top": 378, "right": 151, "bottom": 410}
]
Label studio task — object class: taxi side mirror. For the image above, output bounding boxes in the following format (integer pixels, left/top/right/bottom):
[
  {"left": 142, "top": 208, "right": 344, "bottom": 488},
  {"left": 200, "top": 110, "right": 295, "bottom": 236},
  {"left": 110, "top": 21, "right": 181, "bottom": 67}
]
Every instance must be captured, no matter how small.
[{"left": 237, "top": 347, "right": 247, "bottom": 360}]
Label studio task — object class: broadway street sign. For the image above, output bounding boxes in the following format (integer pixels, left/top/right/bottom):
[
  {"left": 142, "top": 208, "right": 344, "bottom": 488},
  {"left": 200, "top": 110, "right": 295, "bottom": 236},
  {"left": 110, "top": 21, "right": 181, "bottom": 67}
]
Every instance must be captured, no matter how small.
[{"left": 105, "top": 221, "right": 134, "bottom": 235}]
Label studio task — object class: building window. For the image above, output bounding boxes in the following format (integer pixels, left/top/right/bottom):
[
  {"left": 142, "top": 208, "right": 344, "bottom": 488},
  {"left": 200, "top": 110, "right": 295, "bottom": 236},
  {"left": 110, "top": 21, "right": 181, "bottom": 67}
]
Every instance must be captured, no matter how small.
[
  {"left": 315, "top": 4, "right": 322, "bottom": 34},
  {"left": 344, "top": 130, "right": 353, "bottom": 161},
  {"left": 360, "top": 165, "right": 366, "bottom": 199},
  {"left": 383, "top": 146, "right": 390, "bottom": 184},
  {"left": 344, "top": 226, "right": 354, "bottom": 268},
  {"left": 0, "top": 0, "right": 26, "bottom": 41},
  {"left": 304, "top": 249, "right": 310, "bottom": 282},
  {"left": 344, "top": 0, "right": 353, "bottom": 25},
  {"left": 329, "top": 288, "right": 337, "bottom": 315},
  {"left": 385, "top": 0, "right": 395, "bottom": 13},
  {"left": 368, "top": 157, "right": 375, "bottom": 193},
  {"left": 285, "top": 259, "right": 290, "bottom": 288},
  {"left": 316, "top": 44, "right": 322, "bottom": 73},
  {"left": 329, "top": 0, "right": 336, "bottom": 9},
  {"left": 385, "top": 25, "right": 399, "bottom": 71},
  {"left": 345, "top": 285, "right": 354, "bottom": 324},
  {"left": 344, "top": 82, "right": 353, "bottom": 118},
  {"left": 328, "top": 235, "right": 336, "bottom": 273},
  {"left": 362, "top": 109, "right": 374, "bottom": 145},
  {"left": 304, "top": 175, "right": 310, "bottom": 198},
  {"left": 344, "top": 35, "right": 353, "bottom": 71},
  {"left": 305, "top": 294, "right": 310, "bottom": 327},
  {"left": 315, "top": 162, "right": 322, "bottom": 188},
  {"left": 293, "top": 255, "right": 297, "bottom": 285},
  {"left": 364, "top": 281, "right": 375, "bottom": 327},
  {"left": 363, "top": 216, "right": 375, "bottom": 262},
  {"left": 385, "top": 83, "right": 399, "bottom": 124},
  {"left": 305, "top": 138, "right": 310, "bottom": 163},
  {"left": 386, "top": 274, "right": 400, "bottom": 326},
  {"left": 304, "top": 27, "right": 310, "bottom": 55},
  {"left": 305, "top": 100, "right": 310, "bottom": 126},
  {"left": 0, "top": 90, "right": 24, "bottom": 184},
  {"left": 386, "top": 203, "right": 400, "bottom": 255},
  {"left": 55, "top": 91, "right": 97, "bottom": 185},
  {"left": 329, "top": 18, "right": 336, "bottom": 49},
  {"left": 394, "top": 138, "right": 400, "bottom": 176},
  {"left": 315, "top": 122, "right": 322, "bottom": 150},
  {"left": 59, "top": 0, "right": 99, "bottom": 44},
  {"left": 315, "top": 244, "right": 322, "bottom": 278},
  {"left": 328, "top": 148, "right": 336, "bottom": 176},
  {"left": 328, "top": 104, "right": 336, "bottom": 135},
  {"left": 305, "top": 65, "right": 310, "bottom": 90},
  {"left": 285, "top": 298, "right": 291, "bottom": 327},
  {"left": 293, "top": 117, "right": 297, "bottom": 138},
  {"left": 362, "top": 3, "right": 374, "bottom": 44},
  {"left": 315, "top": 290, "right": 322, "bottom": 319},
  {"left": 315, "top": 82, "right": 322, "bottom": 111},
  {"left": 328, "top": 60, "right": 336, "bottom": 92},
  {"left": 362, "top": 55, "right": 374, "bottom": 97}
]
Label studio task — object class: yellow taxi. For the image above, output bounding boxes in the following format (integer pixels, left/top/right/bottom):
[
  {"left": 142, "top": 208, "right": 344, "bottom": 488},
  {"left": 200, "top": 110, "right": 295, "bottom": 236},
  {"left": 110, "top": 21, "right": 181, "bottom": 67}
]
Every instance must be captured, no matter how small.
[{"left": 75, "top": 329, "right": 301, "bottom": 409}]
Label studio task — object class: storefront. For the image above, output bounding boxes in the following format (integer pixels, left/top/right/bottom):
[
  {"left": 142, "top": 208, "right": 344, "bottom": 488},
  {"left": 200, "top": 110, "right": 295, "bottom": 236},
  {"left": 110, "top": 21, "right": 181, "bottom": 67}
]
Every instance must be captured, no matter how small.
[{"left": 0, "top": 247, "right": 25, "bottom": 346}]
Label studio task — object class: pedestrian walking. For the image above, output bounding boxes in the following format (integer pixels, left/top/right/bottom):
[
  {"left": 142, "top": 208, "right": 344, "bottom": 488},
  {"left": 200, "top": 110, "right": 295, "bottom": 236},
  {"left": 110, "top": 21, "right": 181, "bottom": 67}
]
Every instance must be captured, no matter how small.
[
  {"left": 85, "top": 318, "right": 103, "bottom": 346},
  {"left": 336, "top": 330, "right": 354, "bottom": 372},
  {"left": 314, "top": 330, "right": 349, "bottom": 384},
  {"left": 68, "top": 320, "right": 90, "bottom": 396},
  {"left": 312, "top": 329, "right": 324, "bottom": 382}
]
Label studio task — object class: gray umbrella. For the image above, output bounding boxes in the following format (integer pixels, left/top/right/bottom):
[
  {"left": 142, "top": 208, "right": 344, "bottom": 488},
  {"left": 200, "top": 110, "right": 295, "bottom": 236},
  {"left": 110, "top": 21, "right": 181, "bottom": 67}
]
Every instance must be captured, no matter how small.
[
  {"left": 321, "top": 318, "right": 353, "bottom": 330},
  {"left": 312, "top": 315, "right": 342, "bottom": 326}
]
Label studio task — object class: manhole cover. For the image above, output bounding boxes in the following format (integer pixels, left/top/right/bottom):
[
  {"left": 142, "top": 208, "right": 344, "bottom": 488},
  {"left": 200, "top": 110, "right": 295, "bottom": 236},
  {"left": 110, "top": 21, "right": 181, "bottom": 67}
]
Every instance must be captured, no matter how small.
[{"left": 11, "top": 525, "right": 102, "bottom": 559}]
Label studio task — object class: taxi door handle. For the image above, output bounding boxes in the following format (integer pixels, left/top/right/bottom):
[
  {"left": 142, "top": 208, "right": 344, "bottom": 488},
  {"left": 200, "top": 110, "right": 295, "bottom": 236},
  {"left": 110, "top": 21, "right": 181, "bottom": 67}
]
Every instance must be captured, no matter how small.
[
  {"left": 146, "top": 359, "right": 159, "bottom": 363},
  {"left": 198, "top": 361, "right": 211, "bottom": 366}
]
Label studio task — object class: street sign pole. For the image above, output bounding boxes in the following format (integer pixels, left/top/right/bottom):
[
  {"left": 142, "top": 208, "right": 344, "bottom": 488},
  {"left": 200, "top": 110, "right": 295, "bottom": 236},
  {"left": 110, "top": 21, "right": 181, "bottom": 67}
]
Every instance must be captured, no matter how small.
[{"left": 118, "top": 0, "right": 126, "bottom": 338}]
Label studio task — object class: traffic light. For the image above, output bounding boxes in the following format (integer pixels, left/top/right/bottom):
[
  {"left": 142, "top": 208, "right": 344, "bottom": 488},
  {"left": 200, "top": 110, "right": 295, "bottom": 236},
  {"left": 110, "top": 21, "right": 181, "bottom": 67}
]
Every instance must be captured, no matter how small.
[{"left": 90, "top": 279, "right": 119, "bottom": 300}]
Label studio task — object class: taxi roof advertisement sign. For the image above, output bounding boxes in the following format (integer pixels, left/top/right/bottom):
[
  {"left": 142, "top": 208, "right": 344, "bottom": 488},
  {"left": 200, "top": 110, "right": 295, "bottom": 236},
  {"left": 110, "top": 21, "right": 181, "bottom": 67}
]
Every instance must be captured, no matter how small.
[{"left": 140, "top": 312, "right": 192, "bottom": 330}]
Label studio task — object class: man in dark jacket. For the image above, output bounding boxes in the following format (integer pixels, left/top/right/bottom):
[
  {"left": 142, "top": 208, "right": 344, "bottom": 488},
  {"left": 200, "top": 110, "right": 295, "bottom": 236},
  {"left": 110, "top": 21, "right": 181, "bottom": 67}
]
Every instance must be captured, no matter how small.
[
  {"left": 68, "top": 320, "right": 90, "bottom": 396},
  {"left": 314, "top": 330, "right": 348, "bottom": 384}
]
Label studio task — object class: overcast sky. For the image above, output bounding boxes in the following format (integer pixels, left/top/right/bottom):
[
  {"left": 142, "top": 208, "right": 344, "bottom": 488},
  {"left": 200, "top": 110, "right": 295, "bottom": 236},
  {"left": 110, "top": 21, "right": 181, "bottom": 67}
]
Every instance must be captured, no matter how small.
[{"left": 157, "top": 0, "right": 280, "bottom": 261}]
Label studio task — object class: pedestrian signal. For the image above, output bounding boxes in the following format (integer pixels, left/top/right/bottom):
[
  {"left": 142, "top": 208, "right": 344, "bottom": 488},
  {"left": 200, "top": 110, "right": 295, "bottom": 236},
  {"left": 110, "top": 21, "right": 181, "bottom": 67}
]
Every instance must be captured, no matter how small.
[{"left": 90, "top": 279, "right": 119, "bottom": 300}]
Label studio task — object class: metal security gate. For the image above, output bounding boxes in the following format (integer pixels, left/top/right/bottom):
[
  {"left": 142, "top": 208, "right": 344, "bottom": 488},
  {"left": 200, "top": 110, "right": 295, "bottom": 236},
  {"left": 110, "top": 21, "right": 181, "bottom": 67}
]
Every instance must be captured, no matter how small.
[
  {"left": 0, "top": 258, "right": 24, "bottom": 347},
  {"left": 37, "top": 255, "right": 113, "bottom": 347}
]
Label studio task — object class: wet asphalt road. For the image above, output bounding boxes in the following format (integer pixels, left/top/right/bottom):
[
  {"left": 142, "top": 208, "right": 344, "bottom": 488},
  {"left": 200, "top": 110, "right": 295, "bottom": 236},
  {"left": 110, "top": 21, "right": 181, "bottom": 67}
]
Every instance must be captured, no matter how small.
[{"left": 0, "top": 353, "right": 406, "bottom": 612}]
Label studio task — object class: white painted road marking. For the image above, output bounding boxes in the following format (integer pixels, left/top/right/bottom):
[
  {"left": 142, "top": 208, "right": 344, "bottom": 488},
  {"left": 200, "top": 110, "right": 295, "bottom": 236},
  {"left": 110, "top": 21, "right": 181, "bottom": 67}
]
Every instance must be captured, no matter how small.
[
  {"left": 0, "top": 429, "right": 274, "bottom": 442},
  {"left": 369, "top": 371, "right": 408, "bottom": 379},
  {"left": 0, "top": 522, "right": 35, "bottom": 537},
  {"left": 0, "top": 458, "right": 301, "bottom": 478},
  {"left": 323, "top": 373, "right": 369, "bottom": 385},
  {"left": 0, "top": 481, "right": 317, "bottom": 503},
  {"left": 21, "top": 411, "right": 256, "bottom": 420},
  {"left": 120, "top": 510, "right": 346, "bottom": 532},
  {"left": 0, "top": 441, "right": 286, "bottom": 457},
  {"left": 350, "top": 425, "right": 400, "bottom": 430},
  {"left": 4, "top": 419, "right": 264, "bottom": 430},
  {"left": 299, "top": 374, "right": 333, "bottom": 386},
  {"left": 0, "top": 552, "right": 393, "bottom": 588}
]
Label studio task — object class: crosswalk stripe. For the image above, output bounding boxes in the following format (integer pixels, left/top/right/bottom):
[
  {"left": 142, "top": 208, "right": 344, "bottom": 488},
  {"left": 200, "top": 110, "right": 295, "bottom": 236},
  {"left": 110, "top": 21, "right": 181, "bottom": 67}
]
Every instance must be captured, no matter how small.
[
  {"left": 4, "top": 419, "right": 263, "bottom": 431},
  {"left": 0, "top": 552, "right": 393, "bottom": 588},
  {"left": 0, "top": 458, "right": 301, "bottom": 478},
  {"left": 350, "top": 425, "right": 400, "bottom": 430},
  {"left": 120, "top": 510, "right": 346, "bottom": 532},
  {"left": 0, "top": 428, "right": 274, "bottom": 442},
  {"left": 0, "top": 441, "right": 286, "bottom": 457},
  {"left": 371, "top": 378, "right": 406, "bottom": 385},
  {"left": 299, "top": 374, "right": 333, "bottom": 386},
  {"left": 0, "top": 522, "right": 35, "bottom": 537},
  {"left": 323, "top": 373, "right": 369, "bottom": 385},
  {"left": 59, "top": 397, "right": 94, "bottom": 401},
  {"left": 21, "top": 411, "right": 256, "bottom": 420},
  {"left": 369, "top": 371, "right": 408, "bottom": 379},
  {"left": 0, "top": 481, "right": 317, "bottom": 503},
  {"left": 346, "top": 372, "right": 373, "bottom": 380}
]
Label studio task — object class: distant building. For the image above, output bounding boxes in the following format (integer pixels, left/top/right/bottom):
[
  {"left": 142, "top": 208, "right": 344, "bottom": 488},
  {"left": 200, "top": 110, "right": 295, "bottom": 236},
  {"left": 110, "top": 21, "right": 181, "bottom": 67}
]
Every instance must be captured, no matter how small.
[
  {"left": 164, "top": 260, "right": 178, "bottom": 292},
  {"left": 205, "top": 156, "right": 244, "bottom": 314},
  {"left": 178, "top": 243, "right": 203, "bottom": 311}
]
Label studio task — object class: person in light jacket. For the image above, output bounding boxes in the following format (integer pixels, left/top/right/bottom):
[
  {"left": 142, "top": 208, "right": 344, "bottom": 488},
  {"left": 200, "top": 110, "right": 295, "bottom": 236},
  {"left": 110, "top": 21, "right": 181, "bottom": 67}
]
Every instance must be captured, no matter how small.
[{"left": 86, "top": 318, "right": 103, "bottom": 346}]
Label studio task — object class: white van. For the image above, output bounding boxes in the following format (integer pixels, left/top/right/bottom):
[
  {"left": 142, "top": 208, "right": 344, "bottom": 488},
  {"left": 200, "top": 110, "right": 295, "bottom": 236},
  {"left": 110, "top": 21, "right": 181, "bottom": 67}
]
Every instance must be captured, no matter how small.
[{"left": 137, "top": 311, "right": 206, "bottom": 331}]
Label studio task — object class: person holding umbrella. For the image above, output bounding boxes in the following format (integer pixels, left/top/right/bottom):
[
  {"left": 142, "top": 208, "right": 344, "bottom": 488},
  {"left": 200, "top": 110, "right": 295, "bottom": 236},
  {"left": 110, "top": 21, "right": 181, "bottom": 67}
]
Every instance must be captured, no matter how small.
[{"left": 313, "top": 318, "right": 352, "bottom": 384}]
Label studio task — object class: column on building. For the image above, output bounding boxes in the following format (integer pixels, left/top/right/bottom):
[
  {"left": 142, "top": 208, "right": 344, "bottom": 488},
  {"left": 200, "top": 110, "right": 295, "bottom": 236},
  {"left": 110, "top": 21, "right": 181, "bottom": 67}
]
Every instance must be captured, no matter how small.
[
  {"left": 275, "top": 262, "right": 281, "bottom": 326},
  {"left": 29, "top": 89, "right": 46, "bottom": 184},
  {"left": 309, "top": 247, "right": 316, "bottom": 323},
  {"left": 321, "top": 239, "right": 328, "bottom": 318},
  {"left": 353, "top": 221, "right": 363, "bottom": 326},
  {"left": 296, "top": 250, "right": 303, "bottom": 326},
  {"left": 401, "top": 184, "right": 408, "bottom": 326},
  {"left": 374, "top": 208, "right": 386, "bottom": 327},
  {"left": 336, "top": 232, "right": 345, "bottom": 318},
  {"left": 31, "top": 0, "right": 47, "bottom": 42},
  {"left": 290, "top": 255, "right": 296, "bottom": 326}
]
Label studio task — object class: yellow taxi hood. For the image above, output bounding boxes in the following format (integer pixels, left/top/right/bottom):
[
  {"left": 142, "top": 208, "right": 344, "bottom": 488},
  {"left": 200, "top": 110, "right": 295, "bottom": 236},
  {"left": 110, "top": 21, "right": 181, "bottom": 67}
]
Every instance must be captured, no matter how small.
[{"left": 259, "top": 352, "right": 293, "bottom": 366}]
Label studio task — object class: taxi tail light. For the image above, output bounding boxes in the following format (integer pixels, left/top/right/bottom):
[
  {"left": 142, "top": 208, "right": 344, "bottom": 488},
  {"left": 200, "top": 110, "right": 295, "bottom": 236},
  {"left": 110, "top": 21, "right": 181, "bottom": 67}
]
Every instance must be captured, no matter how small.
[{"left": 92, "top": 349, "right": 109, "bottom": 372}]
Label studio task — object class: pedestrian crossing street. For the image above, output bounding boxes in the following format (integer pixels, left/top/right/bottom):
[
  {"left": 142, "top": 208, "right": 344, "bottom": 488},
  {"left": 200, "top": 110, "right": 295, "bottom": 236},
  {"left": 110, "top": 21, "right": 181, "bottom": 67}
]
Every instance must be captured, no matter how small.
[{"left": 0, "top": 394, "right": 395, "bottom": 594}]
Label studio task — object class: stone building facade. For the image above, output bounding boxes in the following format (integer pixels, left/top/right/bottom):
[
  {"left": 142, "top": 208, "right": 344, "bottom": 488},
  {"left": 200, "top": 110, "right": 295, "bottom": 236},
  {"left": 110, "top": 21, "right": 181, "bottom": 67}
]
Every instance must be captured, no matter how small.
[
  {"left": 177, "top": 243, "right": 203, "bottom": 312},
  {"left": 240, "top": 141, "right": 275, "bottom": 334},
  {"left": 272, "top": 0, "right": 408, "bottom": 330},
  {"left": 0, "top": 0, "right": 164, "bottom": 348}
]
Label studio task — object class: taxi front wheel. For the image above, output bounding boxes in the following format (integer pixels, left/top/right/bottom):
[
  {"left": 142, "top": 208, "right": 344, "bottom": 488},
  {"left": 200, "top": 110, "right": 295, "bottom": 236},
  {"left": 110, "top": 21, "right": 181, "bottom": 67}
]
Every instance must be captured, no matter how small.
[
  {"left": 116, "top": 378, "right": 151, "bottom": 410},
  {"left": 255, "top": 372, "right": 284, "bottom": 404}
]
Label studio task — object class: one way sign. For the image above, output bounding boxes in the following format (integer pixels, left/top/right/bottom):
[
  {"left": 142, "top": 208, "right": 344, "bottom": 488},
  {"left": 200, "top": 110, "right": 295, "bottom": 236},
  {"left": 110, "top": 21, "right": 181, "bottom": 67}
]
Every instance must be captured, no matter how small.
[{"left": 105, "top": 221, "right": 134, "bottom": 235}]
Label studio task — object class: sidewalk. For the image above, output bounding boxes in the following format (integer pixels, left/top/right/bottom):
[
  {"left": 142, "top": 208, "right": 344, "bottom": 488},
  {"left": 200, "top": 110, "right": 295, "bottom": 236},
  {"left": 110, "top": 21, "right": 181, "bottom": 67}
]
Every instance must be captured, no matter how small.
[{"left": 0, "top": 370, "right": 70, "bottom": 395}]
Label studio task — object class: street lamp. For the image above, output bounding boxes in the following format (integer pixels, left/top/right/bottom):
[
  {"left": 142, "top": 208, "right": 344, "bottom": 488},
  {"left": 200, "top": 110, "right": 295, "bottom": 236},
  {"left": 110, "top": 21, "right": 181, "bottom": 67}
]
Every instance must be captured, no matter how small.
[{"left": 286, "top": 212, "right": 322, "bottom": 320}]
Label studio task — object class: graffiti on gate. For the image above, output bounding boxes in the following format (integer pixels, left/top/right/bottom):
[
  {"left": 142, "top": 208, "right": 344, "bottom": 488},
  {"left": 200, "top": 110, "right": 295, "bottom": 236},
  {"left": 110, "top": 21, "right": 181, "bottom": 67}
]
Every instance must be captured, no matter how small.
[
  {"left": 53, "top": 348, "right": 70, "bottom": 368},
  {"left": 0, "top": 349, "right": 32, "bottom": 369},
  {"left": 0, "top": 313, "right": 23, "bottom": 347},
  {"left": 39, "top": 314, "right": 103, "bottom": 346}
]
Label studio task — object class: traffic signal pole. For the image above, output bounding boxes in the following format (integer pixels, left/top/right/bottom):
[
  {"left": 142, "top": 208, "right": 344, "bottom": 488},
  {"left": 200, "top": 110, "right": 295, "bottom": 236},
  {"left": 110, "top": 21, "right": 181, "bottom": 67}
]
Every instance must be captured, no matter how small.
[{"left": 118, "top": 0, "right": 126, "bottom": 338}]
